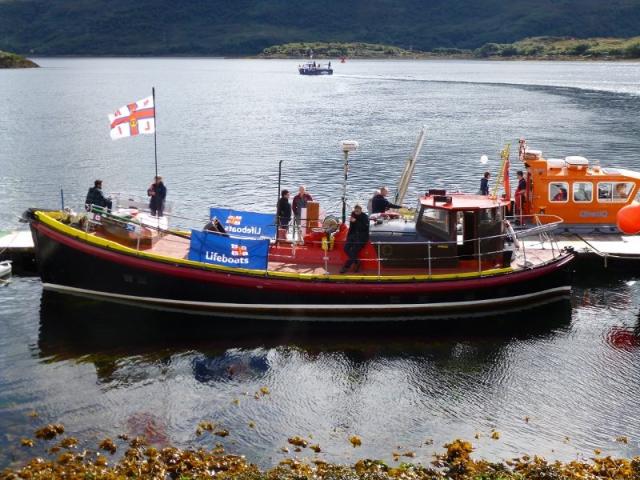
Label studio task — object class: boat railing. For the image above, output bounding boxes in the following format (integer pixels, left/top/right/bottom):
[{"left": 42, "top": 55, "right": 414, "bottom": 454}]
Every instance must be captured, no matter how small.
[
  {"left": 110, "top": 192, "right": 175, "bottom": 215},
  {"left": 70, "top": 207, "right": 566, "bottom": 277}
]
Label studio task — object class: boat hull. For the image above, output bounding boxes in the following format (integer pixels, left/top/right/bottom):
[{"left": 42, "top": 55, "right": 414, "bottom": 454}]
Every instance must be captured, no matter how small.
[
  {"left": 299, "top": 69, "right": 333, "bottom": 75},
  {"left": 30, "top": 219, "right": 574, "bottom": 321}
]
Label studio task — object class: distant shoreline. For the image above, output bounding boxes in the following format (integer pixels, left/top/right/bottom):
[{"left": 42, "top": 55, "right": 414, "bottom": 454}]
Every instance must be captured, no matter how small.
[
  {"left": 0, "top": 50, "right": 38, "bottom": 68},
  {"left": 261, "top": 38, "right": 640, "bottom": 62},
  {"left": 19, "top": 54, "right": 640, "bottom": 62}
]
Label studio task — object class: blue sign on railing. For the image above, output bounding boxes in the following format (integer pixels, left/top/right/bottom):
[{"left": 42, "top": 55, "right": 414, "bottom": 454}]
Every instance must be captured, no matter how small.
[
  {"left": 188, "top": 230, "right": 270, "bottom": 270},
  {"left": 209, "top": 208, "right": 277, "bottom": 239}
]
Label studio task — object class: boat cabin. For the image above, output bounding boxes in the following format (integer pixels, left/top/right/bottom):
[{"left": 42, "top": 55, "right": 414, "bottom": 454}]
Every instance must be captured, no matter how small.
[
  {"left": 520, "top": 149, "right": 640, "bottom": 230},
  {"left": 369, "top": 190, "right": 511, "bottom": 269}
]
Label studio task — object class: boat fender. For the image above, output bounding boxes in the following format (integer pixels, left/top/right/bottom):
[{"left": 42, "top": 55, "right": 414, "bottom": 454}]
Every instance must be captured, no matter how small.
[
  {"left": 504, "top": 220, "right": 520, "bottom": 250},
  {"left": 321, "top": 236, "right": 329, "bottom": 252}
]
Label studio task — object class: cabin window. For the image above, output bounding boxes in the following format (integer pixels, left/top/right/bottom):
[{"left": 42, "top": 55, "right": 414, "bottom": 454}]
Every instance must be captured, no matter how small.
[
  {"left": 479, "top": 207, "right": 499, "bottom": 224},
  {"left": 572, "top": 182, "right": 593, "bottom": 203},
  {"left": 598, "top": 182, "right": 634, "bottom": 203},
  {"left": 549, "top": 182, "right": 569, "bottom": 203},
  {"left": 419, "top": 207, "right": 450, "bottom": 236}
]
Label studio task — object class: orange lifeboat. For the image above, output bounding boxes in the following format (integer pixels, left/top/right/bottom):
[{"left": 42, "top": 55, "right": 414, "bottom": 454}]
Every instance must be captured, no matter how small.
[{"left": 517, "top": 140, "right": 640, "bottom": 233}]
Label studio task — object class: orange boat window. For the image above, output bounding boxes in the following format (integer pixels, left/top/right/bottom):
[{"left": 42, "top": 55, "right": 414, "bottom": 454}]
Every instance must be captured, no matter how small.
[
  {"left": 549, "top": 182, "right": 569, "bottom": 203},
  {"left": 572, "top": 182, "right": 593, "bottom": 203},
  {"left": 598, "top": 182, "right": 634, "bottom": 203}
]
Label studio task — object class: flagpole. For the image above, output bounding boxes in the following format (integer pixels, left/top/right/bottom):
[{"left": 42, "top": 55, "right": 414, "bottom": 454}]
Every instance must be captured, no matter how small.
[{"left": 152, "top": 87, "right": 158, "bottom": 179}]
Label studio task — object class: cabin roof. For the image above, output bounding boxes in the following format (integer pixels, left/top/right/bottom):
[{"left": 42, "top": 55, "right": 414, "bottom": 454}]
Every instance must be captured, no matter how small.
[
  {"left": 420, "top": 194, "right": 509, "bottom": 211},
  {"left": 528, "top": 158, "right": 640, "bottom": 180}
]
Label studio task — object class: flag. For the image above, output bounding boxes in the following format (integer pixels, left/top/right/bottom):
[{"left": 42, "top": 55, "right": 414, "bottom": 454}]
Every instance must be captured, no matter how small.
[
  {"left": 108, "top": 96, "right": 155, "bottom": 140},
  {"left": 503, "top": 157, "right": 511, "bottom": 202},
  {"left": 188, "top": 230, "right": 270, "bottom": 270},
  {"left": 209, "top": 208, "right": 277, "bottom": 239}
]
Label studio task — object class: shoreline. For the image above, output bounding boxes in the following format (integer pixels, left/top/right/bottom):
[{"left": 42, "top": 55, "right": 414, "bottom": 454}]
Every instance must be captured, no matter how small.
[
  {"left": 16, "top": 53, "right": 640, "bottom": 62},
  {"left": 2, "top": 433, "right": 639, "bottom": 479}
]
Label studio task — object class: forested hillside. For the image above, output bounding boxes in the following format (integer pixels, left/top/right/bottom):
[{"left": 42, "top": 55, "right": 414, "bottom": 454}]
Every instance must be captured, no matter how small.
[{"left": 1, "top": 0, "right": 639, "bottom": 55}]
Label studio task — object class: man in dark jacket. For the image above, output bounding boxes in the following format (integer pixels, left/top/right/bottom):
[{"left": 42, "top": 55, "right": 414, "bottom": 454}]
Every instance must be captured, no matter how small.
[
  {"left": 480, "top": 171, "right": 490, "bottom": 195},
  {"left": 147, "top": 176, "right": 167, "bottom": 217},
  {"left": 340, "top": 205, "right": 369, "bottom": 273},
  {"left": 85, "top": 179, "right": 112, "bottom": 210},
  {"left": 277, "top": 189, "right": 292, "bottom": 228},
  {"left": 371, "top": 186, "right": 401, "bottom": 214}
]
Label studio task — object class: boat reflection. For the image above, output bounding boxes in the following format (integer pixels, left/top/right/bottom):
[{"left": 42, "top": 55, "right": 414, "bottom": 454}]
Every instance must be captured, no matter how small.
[{"left": 38, "top": 290, "right": 573, "bottom": 384}]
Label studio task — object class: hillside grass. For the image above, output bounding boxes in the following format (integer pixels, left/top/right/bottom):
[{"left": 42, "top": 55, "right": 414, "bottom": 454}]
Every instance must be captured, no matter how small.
[
  {"left": 474, "top": 36, "right": 640, "bottom": 59},
  {"left": 263, "top": 37, "right": 640, "bottom": 60},
  {"left": 0, "top": 50, "right": 38, "bottom": 68}
]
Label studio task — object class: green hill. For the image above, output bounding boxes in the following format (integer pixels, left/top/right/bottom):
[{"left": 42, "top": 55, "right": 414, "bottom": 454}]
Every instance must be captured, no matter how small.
[
  {"left": 1, "top": 0, "right": 640, "bottom": 56},
  {"left": 0, "top": 50, "right": 38, "bottom": 68}
]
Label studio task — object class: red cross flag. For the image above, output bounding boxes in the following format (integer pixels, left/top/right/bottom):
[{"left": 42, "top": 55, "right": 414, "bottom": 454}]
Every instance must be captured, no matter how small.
[
  {"left": 231, "top": 244, "right": 249, "bottom": 257},
  {"left": 108, "top": 96, "right": 155, "bottom": 140}
]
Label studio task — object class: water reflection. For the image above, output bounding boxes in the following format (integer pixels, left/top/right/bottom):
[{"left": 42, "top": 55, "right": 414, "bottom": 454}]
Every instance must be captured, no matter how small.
[
  {"left": 13, "top": 288, "right": 633, "bottom": 466},
  {"left": 38, "top": 290, "right": 572, "bottom": 383}
]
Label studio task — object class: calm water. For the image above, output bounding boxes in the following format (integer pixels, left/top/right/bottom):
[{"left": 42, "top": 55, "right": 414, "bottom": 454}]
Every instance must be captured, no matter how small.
[{"left": 1, "top": 59, "right": 640, "bottom": 468}]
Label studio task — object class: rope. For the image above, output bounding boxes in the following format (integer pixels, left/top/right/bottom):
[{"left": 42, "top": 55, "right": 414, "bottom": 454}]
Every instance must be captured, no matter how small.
[{"left": 575, "top": 234, "right": 640, "bottom": 261}]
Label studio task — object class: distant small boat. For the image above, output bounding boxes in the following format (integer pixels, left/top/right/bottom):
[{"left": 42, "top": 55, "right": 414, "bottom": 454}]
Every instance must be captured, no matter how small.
[
  {"left": 298, "top": 61, "right": 333, "bottom": 75},
  {"left": 340, "top": 56, "right": 346, "bottom": 63}
]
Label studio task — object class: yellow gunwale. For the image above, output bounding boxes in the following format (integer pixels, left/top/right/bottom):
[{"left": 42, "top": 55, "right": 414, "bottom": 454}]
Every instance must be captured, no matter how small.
[{"left": 35, "top": 210, "right": 514, "bottom": 282}]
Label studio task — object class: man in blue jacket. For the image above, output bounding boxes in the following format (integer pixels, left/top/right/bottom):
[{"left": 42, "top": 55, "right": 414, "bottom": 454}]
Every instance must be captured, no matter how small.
[
  {"left": 147, "top": 176, "right": 167, "bottom": 217},
  {"left": 371, "top": 186, "right": 401, "bottom": 214},
  {"left": 85, "top": 179, "right": 112, "bottom": 210}
]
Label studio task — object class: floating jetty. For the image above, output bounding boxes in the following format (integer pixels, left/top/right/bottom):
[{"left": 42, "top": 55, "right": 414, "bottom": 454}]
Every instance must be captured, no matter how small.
[
  {"left": 2, "top": 228, "right": 639, "bottom": 277},
  {"left": 523, "top": 232, "right": 640, "bottom": 271},
  {"left": 0, "top": 229, "right": 37, "bottom": 274}
]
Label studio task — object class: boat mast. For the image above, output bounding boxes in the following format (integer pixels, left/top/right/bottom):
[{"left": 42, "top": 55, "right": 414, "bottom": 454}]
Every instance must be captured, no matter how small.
[
  {"left": 340, "top": 140, "right": 359, "bottom": 223},
  {"left": 394, "top": 126, "right": 426, "bottom": 205}
]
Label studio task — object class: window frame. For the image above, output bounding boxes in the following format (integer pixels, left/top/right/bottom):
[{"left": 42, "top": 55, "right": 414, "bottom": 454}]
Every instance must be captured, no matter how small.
[
  {"left": 598, "top": 181, "right": 635, "bottom": 203},
  {"left": 549, "top": 181, "right": 569, "bottom": 203},
  {"left": 572, "top": 182, "right": 593, "bottom": 204}
]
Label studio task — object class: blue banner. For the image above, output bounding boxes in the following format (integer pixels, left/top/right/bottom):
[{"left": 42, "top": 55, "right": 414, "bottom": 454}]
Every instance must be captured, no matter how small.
[
  {"left": 209, "top": 208, "right": 276, "bottom": 239},
  {"left": 188, "top": 230, "right": 270, "bottom": 270}
]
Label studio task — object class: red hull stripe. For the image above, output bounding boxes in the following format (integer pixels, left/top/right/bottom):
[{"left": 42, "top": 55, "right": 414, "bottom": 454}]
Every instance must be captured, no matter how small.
[{"left": 33, "top": 221, "right": 573, "bottom": 296}]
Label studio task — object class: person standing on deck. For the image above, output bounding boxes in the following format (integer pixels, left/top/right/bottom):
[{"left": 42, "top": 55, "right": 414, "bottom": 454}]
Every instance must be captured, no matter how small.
[
  {"left": 340, "top": 205, "right": 369, "bottom": 273},
  {"left": 514, "top": 170, "right": 527, "bottom": 217},
  {"left": 367, "top": 189, "right": 381, "bottom": 214},
  {"left": 85, "top": 179, "right": 112, "bottom": 211},
  {"left": 292, "top": 185, "right": 313, "bottom": 238},
  {"left": 371, "top": 186, "right": 401, "bottom": 214},
  {"left": 479, "top": 171, "right": 490, "bottom": 195},
  {"left": 147, "top": 176, "right": 167, "bottom": 217},
  {"left": 277, "top": 189, "right": 292, "bottom": 229}
]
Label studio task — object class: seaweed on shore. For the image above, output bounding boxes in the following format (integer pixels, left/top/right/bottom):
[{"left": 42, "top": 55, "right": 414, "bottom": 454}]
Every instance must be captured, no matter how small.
[{"left": 3, "top": 434, "right": 640, "bottom": 480}]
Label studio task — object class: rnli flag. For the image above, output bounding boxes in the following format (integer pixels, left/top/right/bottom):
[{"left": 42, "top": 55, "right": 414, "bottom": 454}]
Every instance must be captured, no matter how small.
[
  {"left": 209, "top": 208, "right": 277, "bottom": 239},
  {"left": 188, "top": 230, "right": 269, "bottom": 271},
  {"left": 108, "top": 96, "right": 155, "bottom": 140}
]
